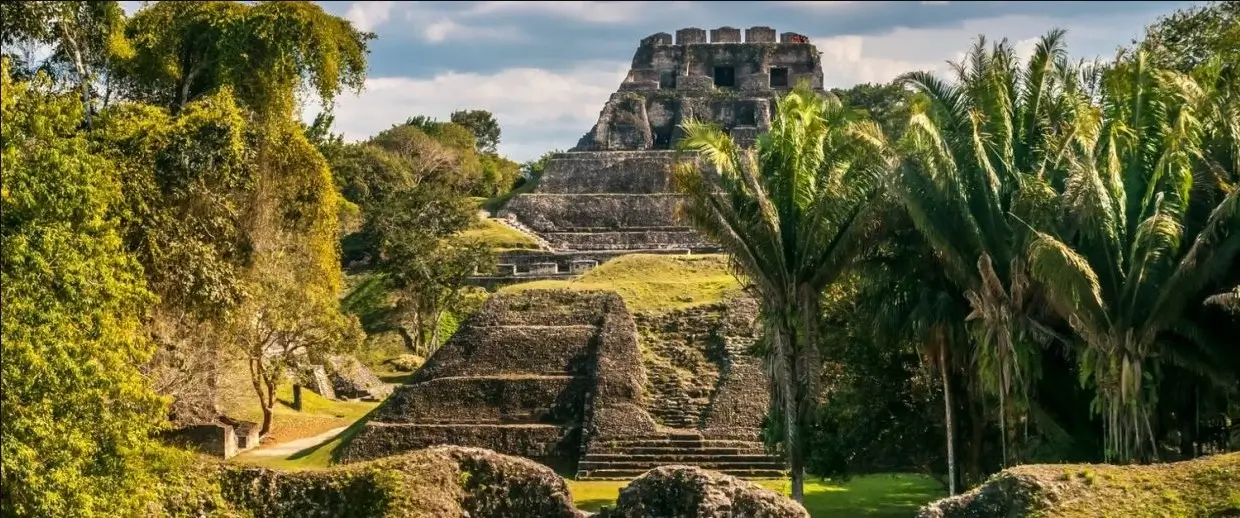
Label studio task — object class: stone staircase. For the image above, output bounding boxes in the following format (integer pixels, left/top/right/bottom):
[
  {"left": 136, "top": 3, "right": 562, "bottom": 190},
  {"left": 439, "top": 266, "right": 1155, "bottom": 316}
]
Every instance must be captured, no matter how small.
[{"left": 576, "top": 432, "right": 785, "bottom": 480}]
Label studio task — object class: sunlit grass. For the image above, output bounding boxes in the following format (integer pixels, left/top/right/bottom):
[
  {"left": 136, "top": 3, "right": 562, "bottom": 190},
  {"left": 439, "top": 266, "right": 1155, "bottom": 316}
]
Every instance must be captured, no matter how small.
[
  {"left": 459, "top": 217, "right": 541, "bottom": 250},
  {"left": 501, "top": 253, "right": 743, "bottom": 313},
  {"left": 566, "top": 474, "right": 944, "bottom": 517}
]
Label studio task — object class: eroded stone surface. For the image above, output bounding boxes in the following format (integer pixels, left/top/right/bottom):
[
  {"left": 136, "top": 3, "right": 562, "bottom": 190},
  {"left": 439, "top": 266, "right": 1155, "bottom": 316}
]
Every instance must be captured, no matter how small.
[{"left": 598, "top": 465, "right": 809, "bottom": 518}]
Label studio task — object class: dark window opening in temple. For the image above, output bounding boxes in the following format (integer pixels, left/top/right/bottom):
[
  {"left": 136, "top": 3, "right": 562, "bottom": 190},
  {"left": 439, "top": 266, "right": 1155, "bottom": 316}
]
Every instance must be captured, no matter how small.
[
  {"left": 713, "top": 66, "right": 736, "bottom": 88},
  {"left": 769, "top": 67, "right": 789, "bottom": 88},
  {"left": 659, "top": 71, "right": 676, "bottom": 89},
  {"left": 738, "top": 104, "right": 756, "bottom": 126}
]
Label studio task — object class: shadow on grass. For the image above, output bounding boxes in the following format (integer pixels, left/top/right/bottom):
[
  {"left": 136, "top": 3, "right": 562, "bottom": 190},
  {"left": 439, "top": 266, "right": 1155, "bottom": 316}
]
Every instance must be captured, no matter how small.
[
  {"left": 575, "top": 498, "right": 615, "bottom": 513},
  {"left": 284, "top": 405, "right": 381, "bottom": 464}
]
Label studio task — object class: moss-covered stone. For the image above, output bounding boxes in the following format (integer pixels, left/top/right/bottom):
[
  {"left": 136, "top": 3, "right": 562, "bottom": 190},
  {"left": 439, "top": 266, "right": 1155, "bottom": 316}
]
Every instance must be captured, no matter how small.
[
  {"left": 159, "top": 446, "right": 584, "bottom": 517},
  {"left": 597, "top": 465, "right": 809, "bottom": 518},
  {"left": 917, "top": 453, "right": 1240, "bottom": 518}
]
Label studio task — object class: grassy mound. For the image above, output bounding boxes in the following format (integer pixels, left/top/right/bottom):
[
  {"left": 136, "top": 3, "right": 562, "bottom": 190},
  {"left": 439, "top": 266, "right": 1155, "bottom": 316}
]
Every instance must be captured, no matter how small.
[
  {"left": 500, "top": 254, "right": 743, "bottom": 313},
  {"left": 917, "top": 453, "right": 1240, "bottom": 518},
  {"left": 459, "top": 218, "right": 541, "bottom": 250}
]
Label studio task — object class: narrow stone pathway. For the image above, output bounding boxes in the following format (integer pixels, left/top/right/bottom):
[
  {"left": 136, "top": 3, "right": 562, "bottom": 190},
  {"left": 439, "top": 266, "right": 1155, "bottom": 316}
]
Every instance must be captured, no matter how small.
[{"left": 246, "top": 426, "right": 348, "bottom": 457}]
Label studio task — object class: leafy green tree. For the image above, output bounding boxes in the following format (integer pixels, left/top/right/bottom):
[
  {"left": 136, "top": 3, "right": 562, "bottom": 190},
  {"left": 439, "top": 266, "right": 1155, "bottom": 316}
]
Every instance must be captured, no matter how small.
[
  {"left": 1026, "top": 50, "right": 1240, "bottom": 461},
  {"left": 0, "top": 1, "right": 130, "bottom": 126},
  {"left": 479, "top": 152, "right": 522, "bottom": 197},
  {"left": 1, "top": 61, "right": 165, "bottom": 516},
  {"left": 450, "top": 109, "right": 502, "bottom": 154},
  {"left": 118, "top": 0, "right": 370, "bottom": 116},
  {"left": 1139, "top": 1, "right": 1239, "bottom": 73},
  {"left": 896, "top": 30, "right": 1094, "bottom": 464},
  {"left": 366, "top": 184, "right": 494, "bottom": 354},
  {"left": 674, "top": 85, "right": 894, "bottom": 501}
]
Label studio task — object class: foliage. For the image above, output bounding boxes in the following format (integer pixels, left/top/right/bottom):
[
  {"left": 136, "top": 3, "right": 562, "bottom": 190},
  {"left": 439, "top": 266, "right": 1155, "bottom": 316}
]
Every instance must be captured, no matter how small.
[
  {"left": 0, "top": 1, "right": 130, "bottom": 125},
  {"left": 673, "top": 84, "right": 895, "bottom": 500},
  {"left": 450, "top": 109, "right": 502, "bottom": 154},
  {"left": 1139, "top": 1, "right": 1240, "bottom": 73},
  {"left": 118, "top": 0, "right": 371, "bottom": 115},
  {"left": 896, "top": 29, "right": 1092, "bottom": 464},
  {"left": 1025, "top": 49, "right": 1240, "bottom": 461},
  {"left": 1, "top": 62, "right": 165, "bottom": 516},
  {"left": 479, "top": 152, "right": 523, "bottom": 197}
]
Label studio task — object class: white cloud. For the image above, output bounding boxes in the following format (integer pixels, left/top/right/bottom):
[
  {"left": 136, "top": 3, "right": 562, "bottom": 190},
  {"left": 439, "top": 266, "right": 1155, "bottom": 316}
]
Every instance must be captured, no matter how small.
[
  {"left": 810, "top": 10, "right": 1162, "bottom": 88},
  {"left": 345, "top": 1, "right": 394, "bottom": 32},
  {"left": 464, "top": 1, "right": 691, "bottom": 24},
  {"left": 304, "top": 61, "right": 629, "bottom": 162}
]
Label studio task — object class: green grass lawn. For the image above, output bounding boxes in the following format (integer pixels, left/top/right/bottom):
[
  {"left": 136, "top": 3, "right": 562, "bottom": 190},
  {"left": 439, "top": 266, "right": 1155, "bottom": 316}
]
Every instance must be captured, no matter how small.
[
  {"left": 459, "top": 217, "right": 542, "bottom": 250},
  {"left": 567, "top": 474, "right": 944, "bottom": 517},
  {"left": 501, "top": 253, "right": 743, "bottom": 313}
]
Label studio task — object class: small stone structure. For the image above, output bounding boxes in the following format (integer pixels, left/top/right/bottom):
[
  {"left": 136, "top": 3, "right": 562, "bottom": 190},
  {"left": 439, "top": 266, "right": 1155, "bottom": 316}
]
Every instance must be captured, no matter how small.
[
  {"left": 343, "top": 290, "right": 783, "bottom": 479},
  {"left": 162, "top": 415, "right": 261, "bottom": 459}
]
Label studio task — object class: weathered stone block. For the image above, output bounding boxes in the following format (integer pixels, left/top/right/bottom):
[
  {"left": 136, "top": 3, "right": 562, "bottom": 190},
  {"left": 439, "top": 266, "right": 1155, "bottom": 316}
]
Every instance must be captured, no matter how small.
[
  {"left": 528, "top": 262, "right": 558, "bottom": 275},
  {"left": 496, "top": 263, "right": 517, "bottom": 276},
  {"left": 709, "top": 26, "right": 741, "bottom": 43},
  {"left": 745, "top": 26, "right": 777, "bottom": 43},
  {"left": 780, "top": 31, "right": 809, "bottom": 43},
  {"left": 641, "top": 32, "right": 672, "bottom": 46},
  {"left": 569, "top": 260, "right": 598, "bottom": 273},
  {"left": 675, "top": 27, "right": 706, "bottom": 45}
]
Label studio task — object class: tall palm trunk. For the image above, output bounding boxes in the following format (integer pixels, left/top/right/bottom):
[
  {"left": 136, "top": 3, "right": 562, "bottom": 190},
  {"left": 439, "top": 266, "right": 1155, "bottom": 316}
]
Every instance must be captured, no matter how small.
[{"left": 937, "top": 331, "right": 957, "bottom": 495}]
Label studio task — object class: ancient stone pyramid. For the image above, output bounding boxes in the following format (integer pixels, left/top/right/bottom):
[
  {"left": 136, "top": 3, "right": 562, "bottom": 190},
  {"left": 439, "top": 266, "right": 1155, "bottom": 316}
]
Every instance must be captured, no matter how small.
[
  {"left": 343, "top": 289, "right": 785, "bottom": 479},
  {"left": 486, "top": 26, "right": 825, "bottom": 281}
]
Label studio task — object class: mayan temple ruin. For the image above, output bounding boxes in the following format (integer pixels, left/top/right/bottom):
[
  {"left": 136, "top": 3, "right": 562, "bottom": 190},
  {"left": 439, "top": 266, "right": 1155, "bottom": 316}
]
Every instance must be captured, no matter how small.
[
  {"left": 477, "top": 25, "right": 824, "bottom": 282},
  {"left": 347, "top": 27, "right": 825, "bottom": 479}
]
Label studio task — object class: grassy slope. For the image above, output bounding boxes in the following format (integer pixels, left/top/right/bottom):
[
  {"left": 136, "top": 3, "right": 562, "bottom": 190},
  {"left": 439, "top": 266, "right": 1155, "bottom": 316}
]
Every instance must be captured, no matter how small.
[
  {"left": 459, "top": 217, "right": 541, "bottom": 250},
  {"left": 984, "top": 453, "right": 1240, "bottom": 517},
  {"left": 500, "top": 253, "right": 744, "bottom": 313},
  {"left": 568, "top": 474, "right": 946, "bottom": 517}
]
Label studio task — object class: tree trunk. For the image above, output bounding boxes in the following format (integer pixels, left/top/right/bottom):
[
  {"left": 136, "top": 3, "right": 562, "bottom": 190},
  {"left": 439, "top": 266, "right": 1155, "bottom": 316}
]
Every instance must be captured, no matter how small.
[
  {"left": 249, "top": 357, "right": 275, "bottom": 437},
  {"left": 940, "top": 341, "right": 957, "bottom": 496},
  {"left": 784, "top": 341, "right": 804, "bottom": 503},
  {"left": 261, "top": 375, "right": 277, "bottom": 436}
]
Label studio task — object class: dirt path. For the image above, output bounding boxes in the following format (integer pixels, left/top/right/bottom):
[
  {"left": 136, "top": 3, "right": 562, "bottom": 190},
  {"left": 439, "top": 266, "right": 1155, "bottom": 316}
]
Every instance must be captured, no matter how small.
[{"left": 247, "top": 426, "right": 349, "bottom": 457}]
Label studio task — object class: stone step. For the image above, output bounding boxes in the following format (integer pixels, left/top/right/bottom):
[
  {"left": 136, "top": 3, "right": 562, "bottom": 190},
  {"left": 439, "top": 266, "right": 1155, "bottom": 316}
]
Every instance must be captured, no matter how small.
[
  {"left": 609, "top": 437, "right": 757, "bottom": 446},
  {"left": 579, "top": 460, "right": 785, "bottom": 471},
  {"left": 589, "top": 446, "right": 769, "bottom": 455},
  {"left": 544, "top": 231, "right": 709, "bottom": 251},
  {"left": 576, "top": 468, "right": 787, "bottom": 480},
  {"left": 583, "top": 453, "right": 780, "bottom": 463}
]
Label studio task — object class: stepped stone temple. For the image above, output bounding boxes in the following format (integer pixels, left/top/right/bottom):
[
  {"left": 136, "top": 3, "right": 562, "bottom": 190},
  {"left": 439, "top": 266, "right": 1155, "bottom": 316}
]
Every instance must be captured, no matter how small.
[
  {"left": 347, "top": 27, "right": 827, "bottom": 479},
  {"left": 343, "top": 290, "right": 785, "bottom": 479},
  {"left": 476, "top": 26, "right": 824, "bottom": 285}
]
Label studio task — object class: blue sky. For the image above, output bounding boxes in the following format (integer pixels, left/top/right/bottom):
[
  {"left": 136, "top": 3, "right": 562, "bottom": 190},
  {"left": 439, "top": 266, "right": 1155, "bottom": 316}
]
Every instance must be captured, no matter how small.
[{"left": 124, "top": 1, "right": 1199, "bottom": 162}]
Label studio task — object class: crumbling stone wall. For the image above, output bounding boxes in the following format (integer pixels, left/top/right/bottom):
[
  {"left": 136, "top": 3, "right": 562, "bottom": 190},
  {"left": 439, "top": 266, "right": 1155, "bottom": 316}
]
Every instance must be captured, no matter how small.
[{"left": 633, "top": 298, "right": 768, "bottom": 438}]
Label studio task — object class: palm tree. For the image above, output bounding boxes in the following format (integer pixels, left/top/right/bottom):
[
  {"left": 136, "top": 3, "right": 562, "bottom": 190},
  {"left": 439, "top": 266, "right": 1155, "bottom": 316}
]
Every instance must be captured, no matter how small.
[
  {"left": 672, "top": 84, "right": 894, "bottom": 502},
  {"left": 1026, "top": 49, "right": 1240, "bottom": 461},
  {"left": 895, "top": 30, "right": 1092, "bottom": 464},
  {"left": 854, "top": 224, "right": 972, "bottom": 494}
]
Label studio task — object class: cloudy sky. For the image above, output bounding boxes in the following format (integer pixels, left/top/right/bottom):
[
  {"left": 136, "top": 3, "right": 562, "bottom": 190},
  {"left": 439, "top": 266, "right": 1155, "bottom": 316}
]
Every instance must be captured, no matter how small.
[{"left": 127, "top": 1, "right": 1197, "bottom": 162}]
